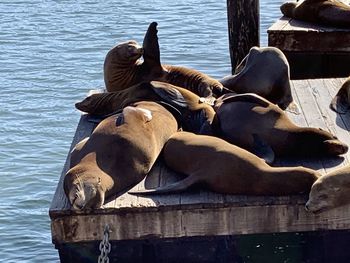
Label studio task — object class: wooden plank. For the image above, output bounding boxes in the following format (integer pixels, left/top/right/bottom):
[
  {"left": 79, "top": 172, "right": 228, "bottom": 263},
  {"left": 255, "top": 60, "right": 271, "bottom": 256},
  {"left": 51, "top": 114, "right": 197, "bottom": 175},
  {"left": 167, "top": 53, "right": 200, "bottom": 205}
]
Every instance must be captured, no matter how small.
[
  {"left": 227, "top": 0, "right": 259, "bottom": 72},
  {"left": 268, "top": 17, "right": 350, "bottom": 52},
  {"left": 51, "top": 202, "right": 350, "bottom": 244}
]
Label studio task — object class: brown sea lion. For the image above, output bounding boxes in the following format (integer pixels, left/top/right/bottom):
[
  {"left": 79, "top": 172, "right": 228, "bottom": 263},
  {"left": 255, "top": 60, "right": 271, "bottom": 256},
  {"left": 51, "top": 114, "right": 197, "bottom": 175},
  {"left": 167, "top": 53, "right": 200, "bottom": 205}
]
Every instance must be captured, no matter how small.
[
  {"left": 330, "top": 77, "right": 350, "bottom": 114},
  {"left": 129, "top": 131, "right": 320, "bottom": 195},
  {"left": 281, "top": 0, "right": 350, "bottom": 28},
  {"left": 219, "top": 46, "right": 298, "bottom": 112},
  {"left": 104, "top": 22, "right": 224, "bottom": 97},
  {"left": 306, "top": 164, "right": 350, "bottom": 213},
  {"left": 213, "top": 93, "right": 348, "bottom": 163},
  {"left": 76, "top": 81, "right": 216, "bottom": 134},
  {"left": 64, "top": 101, "right": 178, "bottom": 209}
]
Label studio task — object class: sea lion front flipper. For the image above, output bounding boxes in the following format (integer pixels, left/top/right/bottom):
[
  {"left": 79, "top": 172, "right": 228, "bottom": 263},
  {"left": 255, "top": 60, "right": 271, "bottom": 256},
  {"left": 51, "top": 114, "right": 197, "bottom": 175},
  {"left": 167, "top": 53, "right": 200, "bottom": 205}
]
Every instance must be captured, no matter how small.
[
  {"left": 150, "top": 81, "right": 188, "bottom": 108},
  {"left": 330, "top": 93, "right": 350, "bottom": 114},
  {"left": 142, "top": 22, "right": 163, "bottom": 75},
  {"left": 252, "top": 134, "right": 275, "bottom": 164},
  {"left": 128, "top": 174, "right": 197, "bottom": 195}
]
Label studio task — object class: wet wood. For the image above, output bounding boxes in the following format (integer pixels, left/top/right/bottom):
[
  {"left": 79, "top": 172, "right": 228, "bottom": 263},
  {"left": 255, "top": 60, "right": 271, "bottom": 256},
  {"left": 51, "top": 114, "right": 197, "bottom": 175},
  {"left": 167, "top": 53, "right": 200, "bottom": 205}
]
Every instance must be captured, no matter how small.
[
  {"left": 50, "top": 78, "right": 350, "bottom": 245},
  {"left": 227, "top": 0, "right": 259, "bottom": 73}
]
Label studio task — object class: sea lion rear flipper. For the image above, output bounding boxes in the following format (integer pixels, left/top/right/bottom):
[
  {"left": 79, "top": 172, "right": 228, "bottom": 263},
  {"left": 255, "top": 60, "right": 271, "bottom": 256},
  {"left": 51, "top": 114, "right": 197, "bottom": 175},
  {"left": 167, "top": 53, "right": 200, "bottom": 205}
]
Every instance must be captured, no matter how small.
[
  {"left": 330, "top": 94, "right": 350, "bottom": 114},
  {"left": 150, "top": 81, "right": 188, "bottom": 108},
  {"left": 252, "top": 134, "right": 275, "bottom": 164},
  {"left": 285, "top": 101, "right": 301, "bottom": 115},
  {"left": 142, "top": 22, "right": 163, "bottom": 74},
  {"left": 216, "top": 93, "right": 270, "bottom": 108},
  {"left": 128, "top": 175, "right": 197, "bottom": 195}
]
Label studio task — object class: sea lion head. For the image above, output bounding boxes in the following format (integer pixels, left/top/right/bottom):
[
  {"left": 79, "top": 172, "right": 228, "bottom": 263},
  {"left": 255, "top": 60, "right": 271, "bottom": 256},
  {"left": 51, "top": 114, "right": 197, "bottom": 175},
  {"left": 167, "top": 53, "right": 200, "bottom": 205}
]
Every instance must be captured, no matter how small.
[
  {"left": 75, "top": 93, "right": 116, "bottom": 115},
  {"left": 280, "top": 1, "right": 297, "bottom": 17},
  {"left": 305, "top": 173, "right": 349, "bottom": 213},
  {"left": 303, "top": 128, "right": 348, "bottom": 156},
  {"left": 105, "top": 40, "right": 144, "bottom": 65},
  {"left": 64, "top": 171, "right": 105, "bottom": 210}
]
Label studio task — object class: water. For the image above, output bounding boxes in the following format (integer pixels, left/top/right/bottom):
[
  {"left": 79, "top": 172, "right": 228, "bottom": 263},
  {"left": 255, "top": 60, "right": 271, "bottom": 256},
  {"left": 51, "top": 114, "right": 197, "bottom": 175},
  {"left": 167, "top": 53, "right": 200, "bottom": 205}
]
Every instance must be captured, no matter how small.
[{"left": 0, "top": 1, "right": 284, "bottom": 261}]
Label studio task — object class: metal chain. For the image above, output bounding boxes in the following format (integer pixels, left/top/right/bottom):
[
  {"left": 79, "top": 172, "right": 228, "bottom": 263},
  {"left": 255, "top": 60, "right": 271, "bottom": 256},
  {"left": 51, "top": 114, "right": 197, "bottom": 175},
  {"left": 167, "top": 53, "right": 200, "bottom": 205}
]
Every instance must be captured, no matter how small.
[{"left": 98, "top": 225, "right": 111, "bottom": 263}]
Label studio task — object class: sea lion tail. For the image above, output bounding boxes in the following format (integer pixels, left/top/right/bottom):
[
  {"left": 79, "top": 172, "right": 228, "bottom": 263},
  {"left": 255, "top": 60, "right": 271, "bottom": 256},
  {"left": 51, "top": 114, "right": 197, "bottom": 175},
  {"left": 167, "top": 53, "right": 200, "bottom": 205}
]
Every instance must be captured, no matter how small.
[{"left": 128, "top": 175, "right": 197, "bottom": 195}]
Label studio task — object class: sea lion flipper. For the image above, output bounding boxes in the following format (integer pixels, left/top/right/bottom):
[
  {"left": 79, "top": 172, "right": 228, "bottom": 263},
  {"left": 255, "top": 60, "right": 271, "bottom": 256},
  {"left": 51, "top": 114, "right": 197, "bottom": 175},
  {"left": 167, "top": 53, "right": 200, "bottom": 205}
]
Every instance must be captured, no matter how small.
[
  {"left": 128, "top": 175, "right": 197, "bottom": 195},
  {"left": 285, "top": 101, "right": 301, "bottom": 115},
  {"left": 150, "top": 81, "right": 188, "bottom": 108},
  {"left": 330, "top": 94, "right": 350, "bottom": 114},
  {"left": 142, "top": 22, "right": 163, "bottom": 74},
  {"left": 252, "top": 134, "right": 275, "bottom": 164}
]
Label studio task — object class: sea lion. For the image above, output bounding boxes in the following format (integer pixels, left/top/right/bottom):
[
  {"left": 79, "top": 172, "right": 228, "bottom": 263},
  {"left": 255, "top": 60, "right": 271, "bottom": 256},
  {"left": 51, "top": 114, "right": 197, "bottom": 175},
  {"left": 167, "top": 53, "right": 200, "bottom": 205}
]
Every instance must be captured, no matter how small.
[
  {"left": 64, "top": 101, "right": 178, "bottom": 209},
  {"left": 281, "top": 0, "right": 350, "bottom": 28},
  {"left": 330, "top": 77, "right": 350, "bottom": 114},
  {"left": 129, "top": 131, "right": 320, "bottom": 195},
  {"left": 213, "top": 93, "right": 348, "bottom": 163},
  {"left": 104, "top": 22, "right": 224, "bottom": 97},
  {"left": 76, "top": 81, "right": 216, "bottom": 134},
  {"left": 219, "top": 46, "right": 297, "bottom": 112},
  {"left": 306, "top": 164, "right": 350, "bottom": 213}
]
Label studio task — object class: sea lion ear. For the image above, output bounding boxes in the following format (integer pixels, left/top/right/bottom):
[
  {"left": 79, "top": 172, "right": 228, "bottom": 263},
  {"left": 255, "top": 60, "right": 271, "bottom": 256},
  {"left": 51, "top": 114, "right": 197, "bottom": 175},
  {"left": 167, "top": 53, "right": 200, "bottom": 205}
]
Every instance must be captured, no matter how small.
[{"left": 137, "top": 108, "right": 153, "bottom": 122}]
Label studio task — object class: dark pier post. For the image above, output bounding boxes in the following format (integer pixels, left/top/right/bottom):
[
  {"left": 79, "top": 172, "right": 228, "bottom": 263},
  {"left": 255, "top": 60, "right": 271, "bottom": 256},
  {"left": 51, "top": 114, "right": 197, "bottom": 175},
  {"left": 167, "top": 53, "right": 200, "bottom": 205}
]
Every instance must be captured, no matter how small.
[{"left": 227, "top": 0, "right": 260, "bottom": 73}]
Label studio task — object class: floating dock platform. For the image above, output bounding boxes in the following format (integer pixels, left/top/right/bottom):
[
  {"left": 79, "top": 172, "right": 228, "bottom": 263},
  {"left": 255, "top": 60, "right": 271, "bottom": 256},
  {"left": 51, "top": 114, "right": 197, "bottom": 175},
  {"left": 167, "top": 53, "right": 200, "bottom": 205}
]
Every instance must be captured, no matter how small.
[{"left": 50, "top": 78, "right": 350, "bottom": 262}]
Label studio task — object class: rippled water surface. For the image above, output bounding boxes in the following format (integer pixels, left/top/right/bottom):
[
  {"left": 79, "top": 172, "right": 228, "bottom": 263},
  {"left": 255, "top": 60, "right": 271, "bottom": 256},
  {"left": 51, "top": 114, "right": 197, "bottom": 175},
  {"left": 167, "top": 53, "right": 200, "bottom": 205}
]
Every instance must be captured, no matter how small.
[{"left": 0, "top": 1, "right": 284, "bottom": 261}]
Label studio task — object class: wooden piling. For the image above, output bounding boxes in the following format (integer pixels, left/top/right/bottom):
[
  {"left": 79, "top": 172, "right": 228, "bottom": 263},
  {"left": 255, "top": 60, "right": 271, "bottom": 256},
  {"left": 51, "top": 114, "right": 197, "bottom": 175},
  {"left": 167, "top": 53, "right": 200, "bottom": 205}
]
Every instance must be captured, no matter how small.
[{"left": 226, "top": 0, "right": 260, "bottom": 73}]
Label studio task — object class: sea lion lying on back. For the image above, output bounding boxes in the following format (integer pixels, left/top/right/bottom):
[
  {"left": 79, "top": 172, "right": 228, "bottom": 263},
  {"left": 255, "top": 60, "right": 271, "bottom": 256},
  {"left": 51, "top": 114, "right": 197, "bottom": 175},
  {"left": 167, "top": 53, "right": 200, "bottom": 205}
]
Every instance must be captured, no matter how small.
[
  {"left": 64, "top": 101, "right": 178, "bottom": 209},
  {"left": 213, "top": 93, "right": 348, "bottom": 163},
  {"left": 330, "top": 77, "right": 350, "bottom": 114},
  {"left": 104, "top": 22, "right": 224, "bottom": 97},
  {"left": 130, "top": 131, "right": 320, "bottom": 196},
  {"left": 76, "top": 81, "right": 216, "bottom": 134},
  {"left": 281, "top": 0, "right": 350, "bottom": 28},
  {"left": 306, "top": 164, "right": 350, "bottom": 213},
  {"left": 219, "top": 46, "right": 297, "bottom": 112}
]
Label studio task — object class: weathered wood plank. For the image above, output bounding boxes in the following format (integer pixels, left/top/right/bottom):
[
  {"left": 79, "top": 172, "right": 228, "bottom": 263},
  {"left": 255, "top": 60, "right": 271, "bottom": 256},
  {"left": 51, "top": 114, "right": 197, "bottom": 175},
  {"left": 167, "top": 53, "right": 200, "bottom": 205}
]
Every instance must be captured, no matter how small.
[
  {"left": 268, "top": 17, "right": 350, "bottom": 52},
  {"left": 51, "top": 202, "right": 350, "bottom": 244},
  {"left": 227, "top": 0, "right": 259, "bottom": 72}
]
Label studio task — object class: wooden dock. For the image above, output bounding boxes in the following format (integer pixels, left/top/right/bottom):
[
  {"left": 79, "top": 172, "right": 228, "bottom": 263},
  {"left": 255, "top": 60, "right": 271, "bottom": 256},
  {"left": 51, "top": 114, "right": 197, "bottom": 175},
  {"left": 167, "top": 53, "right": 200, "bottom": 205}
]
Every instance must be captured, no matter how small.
[
  {"left": 268, "top": 17, "right": 350, "bottom": 79},
  {"left": 50, "top": 78, "right": 350, "bottom": 261}
]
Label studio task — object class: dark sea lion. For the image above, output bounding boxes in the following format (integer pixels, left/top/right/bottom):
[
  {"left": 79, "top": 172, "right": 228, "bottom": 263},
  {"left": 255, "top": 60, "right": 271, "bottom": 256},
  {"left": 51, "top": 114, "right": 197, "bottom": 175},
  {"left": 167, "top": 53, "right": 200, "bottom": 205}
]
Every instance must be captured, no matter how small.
[
  {"left": 213, "top": 93, "right": 348, "bottom": 163},
  {"left": 64, "top": 101, "right": 178, "bottom": 209},
  {"left": 76, "top": 81, "right": 216, "bottom": 134},
  {"left": 281, "top": 0, "right": 350, "bottom": 28},
  {"left": 219, "top": 46, "right": 298, "bottom": 112},
  {"left": 330, "top": 77, "right": 350, "bottom": 114},
  {"left": 130, "top": 131, "right": 320, "bottom": 195},
  {"left": 306, "top": 164, "right": 350, "bottom": 213},
  {"left": 104, "top": 22, "right": 224, "bottom": 97}
]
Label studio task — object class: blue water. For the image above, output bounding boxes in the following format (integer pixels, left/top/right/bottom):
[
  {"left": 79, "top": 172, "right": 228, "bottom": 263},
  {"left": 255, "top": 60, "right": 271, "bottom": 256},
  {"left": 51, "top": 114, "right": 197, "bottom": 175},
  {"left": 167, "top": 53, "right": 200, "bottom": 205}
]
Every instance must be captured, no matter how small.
[{"left": 0, "top": 1, "right": 284, "bottom": 261}]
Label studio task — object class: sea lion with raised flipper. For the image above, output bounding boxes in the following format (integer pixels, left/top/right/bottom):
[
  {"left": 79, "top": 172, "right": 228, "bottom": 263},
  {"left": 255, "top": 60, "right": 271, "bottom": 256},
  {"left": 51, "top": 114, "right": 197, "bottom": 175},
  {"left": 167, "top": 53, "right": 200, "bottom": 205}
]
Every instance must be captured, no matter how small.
[
  {"left": 281, "top": 0, "right": 350, "bottom": 28},
  {"left": 76, "top": 81, "right": 216, "bottom": 134},
  {"left": 129, "top": 131, "right": 320, "bottom": 195},
  {"left": 219, "top": 46, "right": 298, "bottom": 112},
  {"left": 306, "top": 164, "right": 350, "bottom": 213},
  {"left": 212, "top": 93, "right": 348, "bottom": 163},
  {"left": 104, "top": 22, "right": 225, "bottom": 97},
  {"left": 330, "top": 77, "right": 350, "bottom": 114},
  {"left": 64, "top": 101, "right": 178, "bottom": 210}
]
